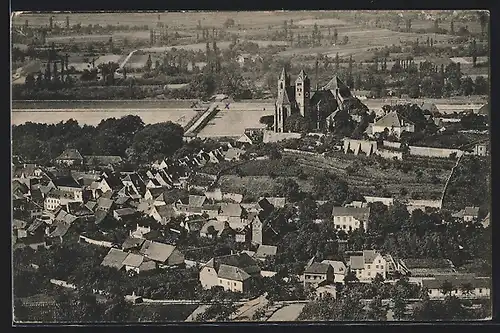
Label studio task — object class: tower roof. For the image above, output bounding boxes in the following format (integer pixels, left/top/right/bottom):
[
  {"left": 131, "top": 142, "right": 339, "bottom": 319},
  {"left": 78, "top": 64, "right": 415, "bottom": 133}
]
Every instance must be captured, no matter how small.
[
  {"left": 276, "top": 87, "right": 291, "bottom": 105},
  {"left": 279, "top": 67, "right": 289, "bottom": 80},
  {"left": 296, "top": 69, "right": 309, "bottom": 81}
]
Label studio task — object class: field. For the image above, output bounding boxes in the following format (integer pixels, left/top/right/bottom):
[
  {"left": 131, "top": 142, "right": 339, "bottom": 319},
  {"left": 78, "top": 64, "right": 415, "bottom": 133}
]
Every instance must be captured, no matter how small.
[
  {"left": 12, "top": 11, "right": 321, "bottom": 30},
  {"left": 278, "top": 25, "right": 457, "bottom": 60},
  {"left": 11, "top": 109, "right": 198, "bottom": 127},
  {"left": 197, "top": 109, "right": 272, "bottom": 138}
]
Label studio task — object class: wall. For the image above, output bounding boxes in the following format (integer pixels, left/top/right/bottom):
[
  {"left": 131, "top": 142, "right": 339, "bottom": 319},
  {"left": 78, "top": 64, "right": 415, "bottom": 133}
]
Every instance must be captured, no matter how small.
[
  {"left": 205, "top": 188, "right": 223, "bottom": 201},
  {"left": 79, "top": 235, "right": 114, "bottom": 248},
  {"left": 263, "top": 130, "right": 301, "bottom": 143},
  {"left": 409, "top": 146, "right": 464, "bottom": 158},
  {"left": 383, "top": 141, "right": 402, "bottom": 149},
  {"left": 364, "top": 196, "right": 394, "bottom": 206}
]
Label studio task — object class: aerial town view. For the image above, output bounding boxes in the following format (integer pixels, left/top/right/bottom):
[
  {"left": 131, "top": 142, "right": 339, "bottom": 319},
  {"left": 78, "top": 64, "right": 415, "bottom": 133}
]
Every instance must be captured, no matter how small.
[{"left": 11, "top": 10, "right": 491, "bottom": 323}]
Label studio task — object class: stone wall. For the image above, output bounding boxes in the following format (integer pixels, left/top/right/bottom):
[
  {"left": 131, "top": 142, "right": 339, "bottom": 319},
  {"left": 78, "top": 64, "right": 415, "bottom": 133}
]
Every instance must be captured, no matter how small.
[{"left": 409, "top": 146, "right": 464, "bottom": 158}]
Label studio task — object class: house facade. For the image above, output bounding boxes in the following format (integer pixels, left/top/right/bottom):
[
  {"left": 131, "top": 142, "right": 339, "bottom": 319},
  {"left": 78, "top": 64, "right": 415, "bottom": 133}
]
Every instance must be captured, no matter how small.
[
  {"left": 199, "top": 253, "right": 261, "bottom": 293},
  {"left": 331, "top": 206, "right": 370, "bottom": 232},
  {"left": 303, "top": 262, "right": 335, "bottom": 289}
]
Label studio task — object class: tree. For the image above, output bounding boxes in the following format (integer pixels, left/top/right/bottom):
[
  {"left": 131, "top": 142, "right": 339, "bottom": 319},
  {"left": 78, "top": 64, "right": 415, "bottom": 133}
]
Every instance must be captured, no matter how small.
[
  {"left": 440, "top": 280, "right": 454, "bottom": 297},
  {"left": 477, "top": 11, "right": 488, "bottom": 38},
  {"left": 259, "top": 115, "right": 274, "bottom": 129},
  {"left": 460, "top": 282, "right": 474, "bottom": 297},
  {"left": 474, "top": 76, "right": 488, "bottom": 95},
  {"left": 368, "top": 295, "right": 387, "bottom": 321},
  {"left": 223, "top": 18, "right": 235, "bottom": 29},
  {"left": 274, "top": 178, "right": 301, "bottom": 202},
  {"left": 343, "top": 35, "right": 349, "bottom": 44},
  {"left": 284, "top": 113, "right": 312, "bottom": 133},
  {"left": 131, "top": 122, "right": 184, "bottom": 163},
  {"left": 333, "top": 28, "right": 338, "bottom": 44}
]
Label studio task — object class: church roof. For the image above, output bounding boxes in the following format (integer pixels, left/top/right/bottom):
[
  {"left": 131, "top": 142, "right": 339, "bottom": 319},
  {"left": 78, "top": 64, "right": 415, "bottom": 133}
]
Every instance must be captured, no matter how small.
[{"left": 323, "top": 76, "right": 352, "bottom": 98}]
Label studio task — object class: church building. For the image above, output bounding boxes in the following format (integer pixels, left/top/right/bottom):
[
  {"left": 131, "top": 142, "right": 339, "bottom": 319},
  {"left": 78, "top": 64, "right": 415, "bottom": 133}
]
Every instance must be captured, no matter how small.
[{"left": 274, "top": 67, "right": 357, "bottom": 133}]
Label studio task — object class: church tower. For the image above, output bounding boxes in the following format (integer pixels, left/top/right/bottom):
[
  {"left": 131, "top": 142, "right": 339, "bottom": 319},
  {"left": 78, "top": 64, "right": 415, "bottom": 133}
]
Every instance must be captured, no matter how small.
[
  {"left": 295, "top": 69, "right": 310, "bottom": 118},
  {"left": 275, "top": 67, "right": 292, "bottom": 133},
  {"left": 277, "top": 67, "right": 290, "bottom": 98}
]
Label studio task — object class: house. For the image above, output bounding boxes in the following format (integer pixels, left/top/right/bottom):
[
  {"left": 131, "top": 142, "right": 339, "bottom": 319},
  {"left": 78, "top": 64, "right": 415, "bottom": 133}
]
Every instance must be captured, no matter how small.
[
  {"left": 236, "top": 133, "right": 254, "bottom": 148},
  {"left": 201, "top": 204, "right": 221, "bottom": 219},
  {"left": 101, "top": 248, "right": 129, "bottom": 270},
  {"left": 254, "top": 245, "right": 277, "bottom": 262},
  {"left": 200, "top": 220, "right": 228, "bottom": 238},
  {"left": 314, "top": 283, "right": 337, "bottom": 299},
  {"left": 84, "top": 155, "right": 123, "bottom": 168},
  {"left": 55, "top": 149, "right": 84, "bottom": 166},
  {"left": 223, "top": 148, "right": 245, "bottom": 161},
  {"left": 422, "top": 276, "right": 491, "bottom": 300},
  {"left": 349, "top": 250, "right": 387, "bottom": 281},
  {"left": 48, "top": 175, "right": 84, "bottom": 202},
  {"left": 96, "top": 197, "right": 114, "bottom": 212},
  {"left": 399, "top": 258, "right": 455, "bottom": 277},
  {"left": 98, "top": 174, "right": 124, "bottom": 194},
  {"left": 331, "top": 206, "right": 371, "bottom": 232},
  {"left": 217, "top": 203, "right": 247, "bottom": 229},
  {"left": 250, "top": 210, "right": 277, "bottom": 245},
  {"left": 149, "top": 204, "right": 175, "bottom": 225},
  {"left": 259, "top": 197, "right": 286, "bottom": 209},
  {"left": 175, "top": 195, "right": 207, "bottom": 216},
  {"left": 321, "top": 258, "right": 347, "bottom": 283},
  {"left": 371, "top": 111, "right": 415, "bottom": 138},
  {"left": 139, "top": 240, "right": 184, "bottom": 267},
  {"left": 122, "top": 236, "right": 146, "bottom": 251},
  {"left": 472, "top": 143, "right": 488, "bottom": 156},
  {"left": 480, "top": 213, "right": 490, "bottom": 228},
  {"left": 45, "top": 221, "right": 72, "bottom": 245},
  {"left": 144, "top": 188, "right": 166, "bottom": 203},
  {"left": 181, "top": 218, "right": 206, "bottom": 233},
  {"left": 199, "top": 253, "right": 261, "bottom": 293},
  {"left": 113, "top": 208, "right": 137, "bottom": 221},
  {"left": 121, "top": 173, "right": 147, "bottom": 198},
  {"left": 452, "top": 206, "right": 480, "bottom": 222},
  {"left": 122, "top": 253, "right": 157, "bottom": 274},
  {"left": 303, "top": 262, "right": 335, "bottom": 289}
]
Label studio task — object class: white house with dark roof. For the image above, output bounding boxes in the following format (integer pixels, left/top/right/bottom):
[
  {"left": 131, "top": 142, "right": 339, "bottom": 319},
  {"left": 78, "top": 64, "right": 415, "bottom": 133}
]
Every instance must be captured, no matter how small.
[
  {"left": 321, "top": 258, "right": 347, "bottom": 283},
  {"left": 422, "top": 276, "right": 491, "bottom": 299},
  {"left": 348, "top": 250, "right": 387, "bottom": 281},
  {"left": 371, "top": 111, "right": 415, "bottom": 138},
  {"left": 199, "top": 253, "right": 261, "bottom": 293},
  {"left": 331, "top": 206, "right": 370, "bottom": 232}
]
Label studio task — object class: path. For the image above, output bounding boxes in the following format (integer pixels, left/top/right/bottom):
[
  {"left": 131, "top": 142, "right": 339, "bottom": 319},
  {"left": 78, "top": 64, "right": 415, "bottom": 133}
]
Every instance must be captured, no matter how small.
[
  {"left": 267, "top": 303, "right": 306, "bottom": 321},
  {"left": 118, "top": 50, "right": 138, "bottom": 70}
]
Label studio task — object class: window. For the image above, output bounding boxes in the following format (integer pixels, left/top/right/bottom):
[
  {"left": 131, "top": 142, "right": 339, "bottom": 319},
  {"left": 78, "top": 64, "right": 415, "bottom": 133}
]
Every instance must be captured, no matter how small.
[
  {"left": 380, "top": 265, "right": 384, "bottom": 270},
  {"left": 367, "top": 272, "right": 371, "bottom": 276},
  {"left": 234, "top": 282, "right": 237, "bottom": 286},
  {"left": 227, "top": 281, "right": 230, "bottom": 285},
  {"left": 379, "top": 259, "right": 381, "bottom": 263},
  {"left": 376, "top": 265, "right": 379, "bottom": 269},
  {"left": 343, "top": 217, "right": 346, "bottom": 222},
  {"left": 367, "top": 265, "right": 371, "bottom": 269},
  {"left": 479, "top": 289, "right": 483, "bottom": 294},
  {"left": 219, "top": 279, "right": 222, "bottom": 283}
]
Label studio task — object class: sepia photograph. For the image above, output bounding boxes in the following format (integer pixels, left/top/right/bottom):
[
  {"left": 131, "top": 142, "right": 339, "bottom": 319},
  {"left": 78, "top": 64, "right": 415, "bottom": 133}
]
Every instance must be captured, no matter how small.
[{"left": 11, "top": 10, "right": 491, "bottom": 323}]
